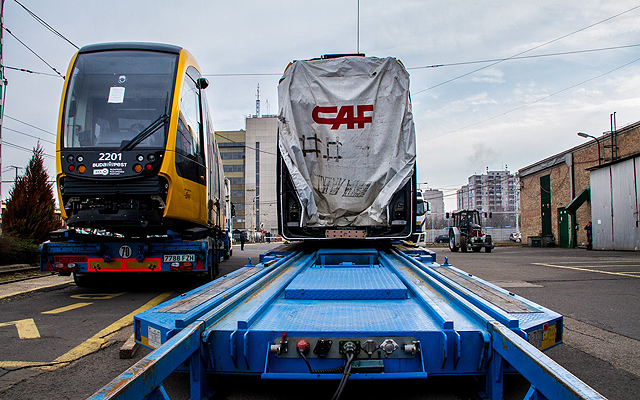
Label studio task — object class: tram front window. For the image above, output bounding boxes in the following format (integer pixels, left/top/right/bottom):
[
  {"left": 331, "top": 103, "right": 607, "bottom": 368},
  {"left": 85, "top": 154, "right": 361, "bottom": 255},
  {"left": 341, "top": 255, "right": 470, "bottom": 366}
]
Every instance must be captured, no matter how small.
[{"left": 62, "top": 50, "right": 178, "bottom": 149}]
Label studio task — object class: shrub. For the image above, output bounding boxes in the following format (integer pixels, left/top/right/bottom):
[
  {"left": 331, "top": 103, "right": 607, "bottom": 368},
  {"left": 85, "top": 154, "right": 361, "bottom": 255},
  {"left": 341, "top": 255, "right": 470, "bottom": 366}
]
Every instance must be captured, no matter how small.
[{"left": 0, "top": 235, "right": 39, "bottom": 266}]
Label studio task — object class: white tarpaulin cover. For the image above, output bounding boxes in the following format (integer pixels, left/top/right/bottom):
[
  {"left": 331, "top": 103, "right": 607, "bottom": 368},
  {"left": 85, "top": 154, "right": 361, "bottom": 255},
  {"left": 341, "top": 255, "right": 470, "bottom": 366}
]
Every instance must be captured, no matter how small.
[{"left": 278, "top": 56, "right": 416, "bottom": 227}]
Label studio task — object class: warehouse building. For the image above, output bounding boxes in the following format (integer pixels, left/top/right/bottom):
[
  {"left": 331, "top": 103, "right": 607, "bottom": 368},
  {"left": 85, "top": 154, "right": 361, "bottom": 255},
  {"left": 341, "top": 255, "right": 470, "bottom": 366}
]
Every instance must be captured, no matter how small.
[{"left": 518, "top": 119, "right": 640, "bottom": 249}]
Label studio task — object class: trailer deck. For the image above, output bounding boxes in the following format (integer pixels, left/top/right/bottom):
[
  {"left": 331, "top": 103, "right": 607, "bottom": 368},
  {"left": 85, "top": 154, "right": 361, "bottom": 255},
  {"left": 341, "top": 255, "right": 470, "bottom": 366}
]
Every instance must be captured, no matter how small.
[{"left": 90, "top": 243, "right": 606, "bottom": 400}]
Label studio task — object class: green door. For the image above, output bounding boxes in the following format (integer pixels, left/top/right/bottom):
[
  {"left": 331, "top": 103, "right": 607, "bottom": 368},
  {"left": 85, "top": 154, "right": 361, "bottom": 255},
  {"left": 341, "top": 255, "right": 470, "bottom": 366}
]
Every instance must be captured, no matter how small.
[
  {"left": 558, "top": 208, "right": 569, "bottom": 247},
  {"left": 540, "top": 175, "right": 552, "bottom": 236}
]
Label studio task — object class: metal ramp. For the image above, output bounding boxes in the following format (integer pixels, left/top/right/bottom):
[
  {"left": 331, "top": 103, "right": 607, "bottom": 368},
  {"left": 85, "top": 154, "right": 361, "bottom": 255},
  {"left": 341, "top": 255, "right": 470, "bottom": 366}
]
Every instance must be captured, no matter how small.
[{"left": 89, "top": 244, "right": 606, "bottom": 400}]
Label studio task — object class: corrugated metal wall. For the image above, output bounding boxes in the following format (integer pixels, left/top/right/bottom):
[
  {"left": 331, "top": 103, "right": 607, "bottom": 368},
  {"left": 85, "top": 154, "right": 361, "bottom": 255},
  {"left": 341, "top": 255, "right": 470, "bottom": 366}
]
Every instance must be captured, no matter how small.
[{"left": 590, "top": 156, "right": 640, "bottom": 250}]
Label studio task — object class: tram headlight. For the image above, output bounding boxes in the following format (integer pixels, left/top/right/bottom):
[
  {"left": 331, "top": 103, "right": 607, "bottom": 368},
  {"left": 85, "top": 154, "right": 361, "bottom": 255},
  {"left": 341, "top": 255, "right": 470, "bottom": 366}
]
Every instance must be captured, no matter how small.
[{"left": 137, "top": 154, "right": 144, "bottom": 162}]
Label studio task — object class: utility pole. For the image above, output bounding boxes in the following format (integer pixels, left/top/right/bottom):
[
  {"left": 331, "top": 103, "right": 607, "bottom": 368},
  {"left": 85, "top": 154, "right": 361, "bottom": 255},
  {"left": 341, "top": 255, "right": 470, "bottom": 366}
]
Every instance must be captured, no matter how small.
[{"left": 0, "top": 0, "right": 6, "bottom": 202}]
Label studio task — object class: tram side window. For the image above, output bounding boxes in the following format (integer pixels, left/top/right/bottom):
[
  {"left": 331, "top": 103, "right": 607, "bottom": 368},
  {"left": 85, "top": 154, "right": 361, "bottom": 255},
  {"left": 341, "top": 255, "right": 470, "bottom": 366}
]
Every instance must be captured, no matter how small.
[
  {"left": 175, "top": 68, "right": 206, "bottom": 184},
  {"left": 177, "top": 72, "right": 203, "bottom": 161},
  {"left": 176, "top": 118, "right": 193, "bottom": 156}
]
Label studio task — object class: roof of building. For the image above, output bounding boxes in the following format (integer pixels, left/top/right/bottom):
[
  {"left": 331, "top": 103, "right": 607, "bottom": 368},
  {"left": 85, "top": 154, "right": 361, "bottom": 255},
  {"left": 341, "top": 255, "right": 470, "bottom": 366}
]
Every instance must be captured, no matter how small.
[{"left": 518, "top": 120, "right": 640, "bottom": 178}]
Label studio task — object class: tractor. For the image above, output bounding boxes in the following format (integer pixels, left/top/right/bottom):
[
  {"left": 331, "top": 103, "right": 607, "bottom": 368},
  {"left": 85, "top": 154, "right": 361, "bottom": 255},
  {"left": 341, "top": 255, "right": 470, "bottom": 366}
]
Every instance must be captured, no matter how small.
[{"left": 446, "top": 210, "right": 493, "bottom": 253}]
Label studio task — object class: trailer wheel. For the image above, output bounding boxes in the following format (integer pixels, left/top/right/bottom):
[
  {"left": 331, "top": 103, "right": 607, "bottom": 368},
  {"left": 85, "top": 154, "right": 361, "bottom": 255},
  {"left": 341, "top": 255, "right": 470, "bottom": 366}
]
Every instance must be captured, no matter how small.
[
  {"left": 485, "top": 246, "right": 492, "bottom": 253},
  {"left": 460, "top": 236, "right": 468, "bottom": 252},
  {"left": 73, "top": 273, "right": 96, "bottom": 287},
  {"left": 449, "top": 231, "right": 459, "bottom": 252},
  {"left": 472, "top": 246, "right": 481, "bottom": 252}
]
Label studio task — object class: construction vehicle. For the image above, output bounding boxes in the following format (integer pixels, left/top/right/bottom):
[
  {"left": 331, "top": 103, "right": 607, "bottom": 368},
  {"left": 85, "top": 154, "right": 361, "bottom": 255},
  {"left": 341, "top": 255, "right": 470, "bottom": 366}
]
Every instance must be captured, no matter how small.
[
  {"left": 447, "top": 209, "right": 494, "bottom": 253},
  {"left": 40, "top": 42, "right": 230, "bottom": 283},
  {"left": 88, "top": 55, "right": 606, "bottom": 400}
]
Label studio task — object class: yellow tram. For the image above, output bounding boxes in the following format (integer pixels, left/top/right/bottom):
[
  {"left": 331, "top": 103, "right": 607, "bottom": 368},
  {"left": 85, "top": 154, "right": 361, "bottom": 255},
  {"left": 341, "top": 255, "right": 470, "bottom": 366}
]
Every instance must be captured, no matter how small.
[{"left": 56, "top": 43, "right": 225, "bottom": 236}]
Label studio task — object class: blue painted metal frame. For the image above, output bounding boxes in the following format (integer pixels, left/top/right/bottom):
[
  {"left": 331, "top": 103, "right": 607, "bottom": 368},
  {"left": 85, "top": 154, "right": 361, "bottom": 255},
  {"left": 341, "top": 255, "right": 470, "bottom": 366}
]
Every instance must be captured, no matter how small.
[
  {"left": 89, "top": 245, "right": 607, "bottom": 400},
  {"left": 89, "top": 321, "right": 209, "bottom": 400}
]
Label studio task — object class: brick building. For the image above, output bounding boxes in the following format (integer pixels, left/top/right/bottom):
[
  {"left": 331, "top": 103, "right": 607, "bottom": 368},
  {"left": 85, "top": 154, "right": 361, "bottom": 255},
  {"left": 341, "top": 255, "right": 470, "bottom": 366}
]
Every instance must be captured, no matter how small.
[{"left": 518, "top": 120, "right": 640, "bottom": 247}]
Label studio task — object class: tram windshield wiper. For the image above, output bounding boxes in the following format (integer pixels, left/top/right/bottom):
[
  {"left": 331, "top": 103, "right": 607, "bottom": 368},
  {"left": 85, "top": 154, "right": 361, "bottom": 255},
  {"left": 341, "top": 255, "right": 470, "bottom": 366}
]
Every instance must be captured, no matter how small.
[{"left": 119, "top": 113, "right": 169, "bottom": 152}]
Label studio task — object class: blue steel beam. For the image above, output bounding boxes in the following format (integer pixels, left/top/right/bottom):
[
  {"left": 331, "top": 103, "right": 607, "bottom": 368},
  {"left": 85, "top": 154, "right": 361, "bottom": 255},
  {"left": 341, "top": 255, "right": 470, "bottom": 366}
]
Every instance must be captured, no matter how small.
[
  {"left": 488, "top": 321, "right": 606, "bottom": 400},
  {"left": 88, "top": 321, "right": 207, "bottom": 400}
]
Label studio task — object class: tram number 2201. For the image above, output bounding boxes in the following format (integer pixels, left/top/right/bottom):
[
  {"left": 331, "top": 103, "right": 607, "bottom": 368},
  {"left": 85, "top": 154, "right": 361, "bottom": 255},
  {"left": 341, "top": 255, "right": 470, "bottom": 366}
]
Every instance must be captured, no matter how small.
[{"left": 99, "top": 152, "right": 123, "bottom": 161}]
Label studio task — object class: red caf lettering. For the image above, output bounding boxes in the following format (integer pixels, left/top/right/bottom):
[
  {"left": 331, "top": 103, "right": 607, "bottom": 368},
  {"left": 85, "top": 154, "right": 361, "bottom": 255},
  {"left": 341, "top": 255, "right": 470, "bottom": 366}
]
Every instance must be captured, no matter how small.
[{"left": 312, "top": 105, "right": 374, "bottom": 130}]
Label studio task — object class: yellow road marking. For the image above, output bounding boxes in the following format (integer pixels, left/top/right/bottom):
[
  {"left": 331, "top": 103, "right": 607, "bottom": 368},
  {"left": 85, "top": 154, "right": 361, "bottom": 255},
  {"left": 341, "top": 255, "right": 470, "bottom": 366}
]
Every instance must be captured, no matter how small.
[
  {"left": 0, "top": 318, "right": 41, "bottom": 339},
  {"left": 533, "top": 263, "right": 640, "bottom": 279},
  {"left": 52, "top": 291, "right": 172, "bottom": 365},
  {"left": 41, "top": 302, "right": 93, "bottom": 315},
  {"left": 70, "top": 292, "right": 126, "bottom": 300},
  {"left": 0, "top": 291, "right": 172, "bottom": 369},
  {"left": 0, "top": 281, "right": 74, "bottom": 300},
  {"left": 561, "top": 261, "right": 640, "bottom": 266}
]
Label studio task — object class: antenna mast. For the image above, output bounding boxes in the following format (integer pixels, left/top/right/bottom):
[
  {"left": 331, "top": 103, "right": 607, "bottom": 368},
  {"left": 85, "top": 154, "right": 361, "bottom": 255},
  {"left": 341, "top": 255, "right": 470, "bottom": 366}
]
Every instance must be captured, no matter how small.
[{"left": 255, "top": 83, "right": 260, "bottom": 117}]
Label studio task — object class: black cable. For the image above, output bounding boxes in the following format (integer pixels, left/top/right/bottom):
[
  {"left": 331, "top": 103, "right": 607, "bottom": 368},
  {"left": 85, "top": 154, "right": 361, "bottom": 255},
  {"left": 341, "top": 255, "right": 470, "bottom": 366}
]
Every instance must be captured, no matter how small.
[
  {"left": 3, "top": 140, "right": 55, "bottom": 158},
  {"left": 3, "top": 27, "right": 65, "bottom": 79},
  {"left": 4, "top": 115, "right": 56, "bottom": 136},
  {"left": 331, "top": 352, "right": 354, "bottom": 400},
  {"left": 203, "top": 43, "right": 640, "bottom": 78},
  {"left": 3, "top": 65, "right": 60, "bottom": 77},
  {"left": 216, "top": 132, "right": 277, "bottom": 156},
  {"left": 298, "top": 349, "right": 314, "bottom": 373},
  {"left": 418, "top": 55, "right": 640, "bottom": 144},
  {"left": 412, "top": 4, "right": 640, "bottom": 95},
  {"left": 13, "top": 0, "right": 79, "bottom": 49},
  {"left": 407, "top": 43, "right": 640, "bottom": 70},
  {"left": 3, "top": 126, "right": 56, "bottom": 144}
]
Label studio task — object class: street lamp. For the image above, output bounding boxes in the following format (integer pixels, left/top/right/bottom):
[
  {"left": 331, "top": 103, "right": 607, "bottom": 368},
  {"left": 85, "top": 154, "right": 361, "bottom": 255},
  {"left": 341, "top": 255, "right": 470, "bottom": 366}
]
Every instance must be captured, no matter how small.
[
  {"left": 577, "top": 132, "right": 602, "bottom": 166},
  {"left": 252, "top": 195, "right": 259, "bottom": 242}
]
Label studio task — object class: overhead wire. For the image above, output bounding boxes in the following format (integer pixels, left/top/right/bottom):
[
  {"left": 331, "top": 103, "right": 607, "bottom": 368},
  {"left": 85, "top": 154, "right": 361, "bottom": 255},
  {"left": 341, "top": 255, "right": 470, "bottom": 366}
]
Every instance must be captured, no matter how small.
[
  {"left": 419, "top": 55, "right": 640, "bottom": 143},
  {"left": 4, "top": 115, "right": 56, "bottom": 136},
  {"left": 13, "top": 0, "right": 79, "bottom": 50},
  {"left": 2, "top": 27, "right": 65, "bottom": 79},
  {"left": 202, "top": 43, "right": 640, "bottom": 77},
  {"left": 411, "top": 4, "right": 640, "bottom": 95},
  {"left": 3, "top": 126, "right": 55, "bottom": 144},
  {"left": 4, "top": 65, "right": 60, "bottom": 77},
  {"left": 3, "top": 140, "right": 55, "bottom": 158},
  {"left": 406, "top": 43, "right": 640, "bottom": 70},
  {"left": 215, "top": 132, "right": 277, "bottom": 156}
]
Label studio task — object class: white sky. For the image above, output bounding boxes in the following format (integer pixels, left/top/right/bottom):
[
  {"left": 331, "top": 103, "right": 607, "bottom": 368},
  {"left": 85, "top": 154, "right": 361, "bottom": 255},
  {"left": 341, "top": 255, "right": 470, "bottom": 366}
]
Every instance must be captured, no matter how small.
[{"left": 2, "top": 1, "right": 640, "bottom": 211}]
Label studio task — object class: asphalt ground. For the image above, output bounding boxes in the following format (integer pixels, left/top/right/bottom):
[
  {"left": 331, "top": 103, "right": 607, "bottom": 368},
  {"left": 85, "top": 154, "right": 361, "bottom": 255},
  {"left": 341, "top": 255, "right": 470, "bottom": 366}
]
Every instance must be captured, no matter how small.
[
  {"left": 0, "top": 243, "right": 637, "bottom": 399},
  {"left": 0, "top": 242, "right": 272, "bottom": 400}
]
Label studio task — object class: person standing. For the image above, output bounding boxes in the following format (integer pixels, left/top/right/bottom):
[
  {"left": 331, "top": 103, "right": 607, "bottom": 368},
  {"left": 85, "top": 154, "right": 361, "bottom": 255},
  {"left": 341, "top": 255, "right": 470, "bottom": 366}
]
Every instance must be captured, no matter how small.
[
  {"left": 240, "top": 231, "right": 246, "bottom": 251},
  {"left": 585, "top": 221, "right": 592, "bottom": 250}
]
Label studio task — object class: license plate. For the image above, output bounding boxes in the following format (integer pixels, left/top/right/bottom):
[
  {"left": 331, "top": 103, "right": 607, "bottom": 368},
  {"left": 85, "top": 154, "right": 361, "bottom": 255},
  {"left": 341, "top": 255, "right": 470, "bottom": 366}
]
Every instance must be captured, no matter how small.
[
  {"left": 54, "top": 255, "right": 88, "bottom": 263},
  {"left": 163, "top": 254, "right": 195, "bottom": 262}
]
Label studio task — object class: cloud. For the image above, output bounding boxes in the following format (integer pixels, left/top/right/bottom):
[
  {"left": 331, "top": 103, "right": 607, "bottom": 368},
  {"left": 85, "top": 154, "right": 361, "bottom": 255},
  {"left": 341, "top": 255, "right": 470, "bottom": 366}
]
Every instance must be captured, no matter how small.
[{"left": 471, "top": 69, "right": 505, "bottom": 83}]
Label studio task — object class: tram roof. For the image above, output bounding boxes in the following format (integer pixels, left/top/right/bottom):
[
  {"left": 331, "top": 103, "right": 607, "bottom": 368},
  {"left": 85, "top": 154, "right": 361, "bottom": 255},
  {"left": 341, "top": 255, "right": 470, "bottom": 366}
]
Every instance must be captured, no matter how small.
[{"left": 78, "top": 42, "right": 183, "bottom": 55}]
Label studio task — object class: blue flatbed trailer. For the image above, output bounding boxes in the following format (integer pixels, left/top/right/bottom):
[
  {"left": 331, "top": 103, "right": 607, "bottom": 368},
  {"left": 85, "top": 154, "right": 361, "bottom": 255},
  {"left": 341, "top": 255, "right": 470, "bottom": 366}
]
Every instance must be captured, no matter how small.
[
  {"left": 40, "top": 229, "right": 221, "bottom": 283},
  {"left": 89, "top": 243, "right": 606, "bottom": 400}
]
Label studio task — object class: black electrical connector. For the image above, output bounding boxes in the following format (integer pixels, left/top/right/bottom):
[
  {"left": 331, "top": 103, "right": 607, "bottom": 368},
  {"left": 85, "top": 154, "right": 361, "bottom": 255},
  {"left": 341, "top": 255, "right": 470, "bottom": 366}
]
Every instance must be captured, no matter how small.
[
  {"left": 330, "top": 342, "right": 356, "bottom": 400},
  {"left": 301, "top": 340, "right": 357, "bottom": 400}
]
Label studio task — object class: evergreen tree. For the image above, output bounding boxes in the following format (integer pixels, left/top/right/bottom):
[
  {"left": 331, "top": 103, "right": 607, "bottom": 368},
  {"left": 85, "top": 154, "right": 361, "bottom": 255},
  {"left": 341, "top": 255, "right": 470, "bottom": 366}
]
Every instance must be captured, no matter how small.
[{"left": 2, "top": 143, "right": 61, "bottom": 243}]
